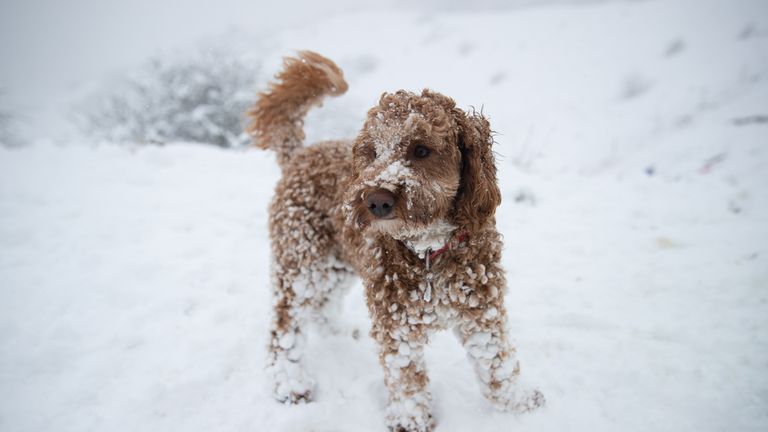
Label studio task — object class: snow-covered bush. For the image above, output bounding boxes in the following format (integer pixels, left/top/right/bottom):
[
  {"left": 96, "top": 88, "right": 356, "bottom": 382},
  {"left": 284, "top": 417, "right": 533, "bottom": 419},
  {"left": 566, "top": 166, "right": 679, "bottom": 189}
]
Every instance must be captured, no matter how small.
[{"left": 78, "top": 48, "right": 261, "bottom": 147}]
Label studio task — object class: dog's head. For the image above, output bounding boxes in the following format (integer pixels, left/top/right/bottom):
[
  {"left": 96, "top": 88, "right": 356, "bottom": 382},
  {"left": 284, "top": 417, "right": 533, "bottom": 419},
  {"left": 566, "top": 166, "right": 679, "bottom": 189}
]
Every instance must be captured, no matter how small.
[{"left": 345, "top": 89, "right": 501, "bottom": 240}]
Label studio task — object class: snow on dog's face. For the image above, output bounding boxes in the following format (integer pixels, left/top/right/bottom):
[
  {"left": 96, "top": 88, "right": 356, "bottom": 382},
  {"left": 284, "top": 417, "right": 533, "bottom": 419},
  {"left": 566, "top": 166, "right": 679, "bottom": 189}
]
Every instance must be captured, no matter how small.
[{"left": 345, "top": 90, "right": 464, "bottom": 241}]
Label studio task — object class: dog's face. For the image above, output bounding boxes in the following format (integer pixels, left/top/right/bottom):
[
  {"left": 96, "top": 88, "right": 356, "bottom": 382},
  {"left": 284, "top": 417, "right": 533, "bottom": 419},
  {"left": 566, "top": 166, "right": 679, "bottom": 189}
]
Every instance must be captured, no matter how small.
[{"left": 345, "top": 89, "right": 501, "bottom": 240}]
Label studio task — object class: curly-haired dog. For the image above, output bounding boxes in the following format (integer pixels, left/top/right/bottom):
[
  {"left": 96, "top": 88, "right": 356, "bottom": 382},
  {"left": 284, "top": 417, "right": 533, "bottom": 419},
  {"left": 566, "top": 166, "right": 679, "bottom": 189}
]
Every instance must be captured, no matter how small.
[{"left": 248, "top": 51, "right": 544, "bottom": 432}]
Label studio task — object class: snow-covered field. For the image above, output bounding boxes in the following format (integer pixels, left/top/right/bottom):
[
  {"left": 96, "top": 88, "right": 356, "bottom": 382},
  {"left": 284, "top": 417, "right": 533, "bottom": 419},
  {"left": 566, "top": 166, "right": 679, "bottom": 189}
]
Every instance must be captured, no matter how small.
[{"left": 1, "top": 0, "right": 767, "bottom": 431}]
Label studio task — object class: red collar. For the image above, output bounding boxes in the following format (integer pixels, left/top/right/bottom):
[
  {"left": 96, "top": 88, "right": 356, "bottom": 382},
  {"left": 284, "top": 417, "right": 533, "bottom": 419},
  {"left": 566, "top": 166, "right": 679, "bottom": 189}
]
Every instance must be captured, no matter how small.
[{"left": 426, "top": 231, "right": 469, "bottom": 266}]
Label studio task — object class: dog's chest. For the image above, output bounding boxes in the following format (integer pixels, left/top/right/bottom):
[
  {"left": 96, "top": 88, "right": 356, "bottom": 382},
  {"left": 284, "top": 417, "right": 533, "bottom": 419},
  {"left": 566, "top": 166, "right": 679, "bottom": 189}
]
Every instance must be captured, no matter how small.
[{"left": 410, "top": 269, "right": 473, "bottom": 329}]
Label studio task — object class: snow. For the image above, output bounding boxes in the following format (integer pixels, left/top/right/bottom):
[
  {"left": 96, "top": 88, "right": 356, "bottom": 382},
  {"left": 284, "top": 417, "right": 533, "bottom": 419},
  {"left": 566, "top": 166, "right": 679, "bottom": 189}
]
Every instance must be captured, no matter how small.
[{"left": 2, "top": 0, "right": 768, "bottom": 431}]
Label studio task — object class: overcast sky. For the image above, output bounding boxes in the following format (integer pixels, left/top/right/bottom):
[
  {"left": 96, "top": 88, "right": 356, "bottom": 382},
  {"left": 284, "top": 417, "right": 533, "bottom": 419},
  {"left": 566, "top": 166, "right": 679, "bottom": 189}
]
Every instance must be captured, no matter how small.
[
  {"left": 0, "top": 0, "right": 389, "bottom": 101},
  {"left": 0, "top": 0, "right": 620, "bottom": 101}
]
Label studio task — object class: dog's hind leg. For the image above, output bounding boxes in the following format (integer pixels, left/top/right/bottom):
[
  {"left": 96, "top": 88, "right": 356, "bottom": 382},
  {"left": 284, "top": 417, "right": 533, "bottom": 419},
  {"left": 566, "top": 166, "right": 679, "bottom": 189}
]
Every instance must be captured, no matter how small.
[
  {"left": 311, "top": 260, "right": 356, "bottom": 337},
  {"left": 266, "top": 198, "right": 350, "bottom": 403}
]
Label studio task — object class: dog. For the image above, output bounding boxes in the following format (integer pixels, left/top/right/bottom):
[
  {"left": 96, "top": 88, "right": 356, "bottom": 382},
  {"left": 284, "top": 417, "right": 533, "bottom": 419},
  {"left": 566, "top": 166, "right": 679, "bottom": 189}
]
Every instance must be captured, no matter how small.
[{"left": 247, "top": 51, "right": 544, "bottom": 432}]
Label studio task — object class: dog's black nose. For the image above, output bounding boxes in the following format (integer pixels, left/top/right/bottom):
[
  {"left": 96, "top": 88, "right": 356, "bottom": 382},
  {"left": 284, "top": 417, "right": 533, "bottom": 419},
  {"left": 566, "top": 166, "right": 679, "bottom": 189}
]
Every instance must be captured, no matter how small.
[{"left": 366, "top": 190, "right": 395, "bottom": 218}]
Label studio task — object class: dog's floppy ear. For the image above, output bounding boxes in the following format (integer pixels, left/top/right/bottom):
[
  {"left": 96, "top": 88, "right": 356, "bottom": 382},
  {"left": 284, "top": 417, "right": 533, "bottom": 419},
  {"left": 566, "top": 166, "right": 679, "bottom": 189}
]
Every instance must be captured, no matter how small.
[{"left": 451, "top": 108, "right": 502, "bottom": 231}]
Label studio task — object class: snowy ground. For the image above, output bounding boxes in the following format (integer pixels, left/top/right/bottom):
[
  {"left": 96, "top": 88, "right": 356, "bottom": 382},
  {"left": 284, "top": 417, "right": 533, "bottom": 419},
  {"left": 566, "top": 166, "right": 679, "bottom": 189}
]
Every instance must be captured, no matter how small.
[{"left": 1, "top": 0, "right": 768, "bottom": 431}]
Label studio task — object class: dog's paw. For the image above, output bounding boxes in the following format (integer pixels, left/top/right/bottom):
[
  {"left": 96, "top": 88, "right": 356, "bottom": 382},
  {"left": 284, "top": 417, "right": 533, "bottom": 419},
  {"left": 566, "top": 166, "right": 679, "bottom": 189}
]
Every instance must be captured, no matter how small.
[
  {"left": 270, "top": 358, "right": 316, "bottom": 404},
  {"left": 388, "top": 414, "right": 434, "bottom": 432},
  {"left": 390, "top": 423, "right": 433, "bottom": 432},
  {"left": 509, "top": 388, "right": 545, "bottom": 413},
  {"left": 278, "top": 388, "right": 313, "bottom": 404},
  {"left": 492, "top": 387, "right": 545, "bottom": 413},
  {"left": 274, "top": 377, "right": 315, "bottom": 404},
  {"left": 386, "top": 399, "right": 434, "bottom": 432}
]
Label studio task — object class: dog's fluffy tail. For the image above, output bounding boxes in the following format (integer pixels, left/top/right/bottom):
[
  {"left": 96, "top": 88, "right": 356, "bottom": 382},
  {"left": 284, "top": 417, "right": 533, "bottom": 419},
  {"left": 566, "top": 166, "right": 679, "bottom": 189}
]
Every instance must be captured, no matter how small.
[{"left": 247, "top": 51, "right": 348, "bottom": 170}]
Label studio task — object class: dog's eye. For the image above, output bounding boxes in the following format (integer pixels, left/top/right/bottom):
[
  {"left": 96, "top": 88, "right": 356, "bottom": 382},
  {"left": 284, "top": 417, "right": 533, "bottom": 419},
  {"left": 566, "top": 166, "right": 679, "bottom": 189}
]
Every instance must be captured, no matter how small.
[{"left": 413, "top": 145, "right": 431, "bottom": 159}]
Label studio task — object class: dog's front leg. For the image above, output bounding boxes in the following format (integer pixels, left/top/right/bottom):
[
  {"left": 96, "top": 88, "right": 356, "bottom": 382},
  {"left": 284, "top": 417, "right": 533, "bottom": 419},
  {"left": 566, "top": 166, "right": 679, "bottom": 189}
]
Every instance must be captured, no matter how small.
[
  {"left": 372, "top": 319, "right": 434, "bottom": 432},
  {"left": 455, "top": 308, "right": 545, "bottom": 413}
]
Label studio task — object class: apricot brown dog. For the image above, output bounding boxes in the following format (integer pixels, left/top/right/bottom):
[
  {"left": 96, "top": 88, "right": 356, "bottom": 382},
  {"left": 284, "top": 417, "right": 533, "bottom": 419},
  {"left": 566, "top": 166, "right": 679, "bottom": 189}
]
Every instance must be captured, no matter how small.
[{"left": 248, "top": 51, "right": 544, "bottom": 432}]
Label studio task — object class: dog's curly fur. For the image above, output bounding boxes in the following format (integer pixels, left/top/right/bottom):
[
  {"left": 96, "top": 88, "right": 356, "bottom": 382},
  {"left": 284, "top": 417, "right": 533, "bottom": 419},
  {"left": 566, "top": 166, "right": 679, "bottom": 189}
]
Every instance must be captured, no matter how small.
[{"left": 248, "top": 51, "right": 544, "bottom": 432}]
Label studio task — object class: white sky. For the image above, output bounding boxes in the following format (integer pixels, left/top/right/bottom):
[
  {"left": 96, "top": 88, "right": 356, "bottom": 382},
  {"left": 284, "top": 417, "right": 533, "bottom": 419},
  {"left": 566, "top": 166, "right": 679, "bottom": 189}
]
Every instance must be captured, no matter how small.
[
  {"left": 0, "top": 0, "right": 614, "bottom": 101},
  {"left": 0, "top": 0, "right": 387, "bottom": 101}
]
